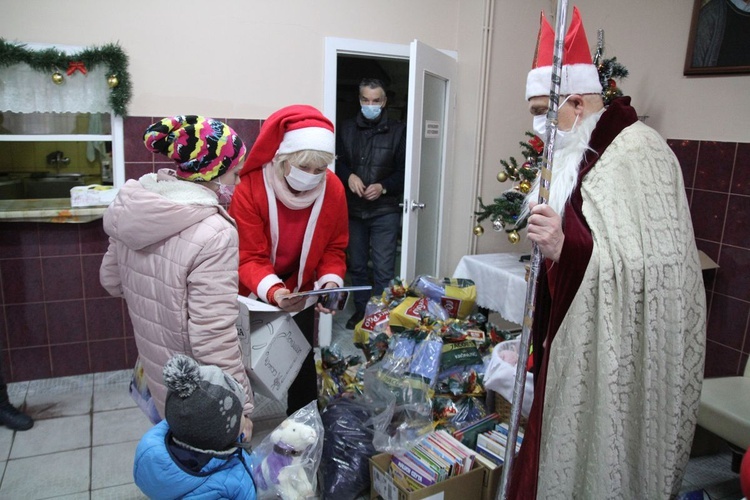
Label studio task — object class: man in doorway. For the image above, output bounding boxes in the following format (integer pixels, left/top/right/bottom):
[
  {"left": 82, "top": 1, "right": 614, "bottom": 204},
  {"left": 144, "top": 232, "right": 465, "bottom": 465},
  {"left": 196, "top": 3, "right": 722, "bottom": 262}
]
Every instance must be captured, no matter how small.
[
  {"left": 336, "top": 78, "right": 407, "bottom": 329},
  {"left": 508, "top": 7, "right": 706, "bottom": 499}
]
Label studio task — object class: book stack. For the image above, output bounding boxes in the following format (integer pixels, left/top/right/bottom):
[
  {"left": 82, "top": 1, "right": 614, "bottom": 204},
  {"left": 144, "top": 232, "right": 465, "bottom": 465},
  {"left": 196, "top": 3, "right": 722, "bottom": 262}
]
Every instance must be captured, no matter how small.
[
  {"left": 389, "top": 430, "right": 477, "bottom": 491},
  {"left": 474, "top": 422, "right": 524, "bottom": 469},
  {"left": 452, "top": 412, "right": 501, "bottom": 449}
]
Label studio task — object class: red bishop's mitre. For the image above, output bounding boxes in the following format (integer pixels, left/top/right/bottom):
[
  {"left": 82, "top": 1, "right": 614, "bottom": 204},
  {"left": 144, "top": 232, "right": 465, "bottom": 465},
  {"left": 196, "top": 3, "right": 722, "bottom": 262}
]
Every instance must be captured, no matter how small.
[{"left": 525, "top": 6, "right": 601, "bottom": 100}]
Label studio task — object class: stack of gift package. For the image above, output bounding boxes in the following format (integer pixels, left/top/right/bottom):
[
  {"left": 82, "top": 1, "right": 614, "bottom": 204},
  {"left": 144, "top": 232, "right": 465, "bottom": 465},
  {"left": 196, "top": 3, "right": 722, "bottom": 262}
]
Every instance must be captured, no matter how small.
[{"left": 316, "top": 274, "right": 526, "bottom": 499}]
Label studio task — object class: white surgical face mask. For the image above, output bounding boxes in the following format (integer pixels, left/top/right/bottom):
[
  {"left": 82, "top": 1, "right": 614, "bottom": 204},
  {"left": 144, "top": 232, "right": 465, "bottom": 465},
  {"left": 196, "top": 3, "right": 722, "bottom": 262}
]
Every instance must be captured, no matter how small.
[
  {"left": 532, "top": 95, "right": 577, "bottom": 146},
  {"left": 286, "top": 165, "right": 324, "bottom": 191},
  {"left": 361, "top": 105, "right": 382, "bottom": 120}
]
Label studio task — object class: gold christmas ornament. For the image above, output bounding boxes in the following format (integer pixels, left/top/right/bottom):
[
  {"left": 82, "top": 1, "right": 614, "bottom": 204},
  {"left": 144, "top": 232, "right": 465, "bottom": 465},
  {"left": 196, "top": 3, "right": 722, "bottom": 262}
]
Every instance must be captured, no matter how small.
[
  {"left": 107, "top": 74, "right": 119, "bottom": 88},
  {"left": 519, "top": 179, "right": 532, "bottom": 194},
  {"left": 473, "top": 225, "right": 484, "bottom": 236},
  {"left": 497, "top": 171, "right": 508, "bottom": 183},
  {"left": 508, "top": 230, "right": 520, "bottom": 244},
  {"left": 52, "top": 71, "right": 64, "bottom": 85}
]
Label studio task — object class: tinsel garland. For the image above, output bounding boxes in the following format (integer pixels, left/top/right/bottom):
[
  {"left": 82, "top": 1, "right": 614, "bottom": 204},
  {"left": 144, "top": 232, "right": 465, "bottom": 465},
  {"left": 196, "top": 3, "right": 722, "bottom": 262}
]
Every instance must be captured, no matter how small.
[{"left": 0, "top": 39, "right": 132, "bottom": 116}]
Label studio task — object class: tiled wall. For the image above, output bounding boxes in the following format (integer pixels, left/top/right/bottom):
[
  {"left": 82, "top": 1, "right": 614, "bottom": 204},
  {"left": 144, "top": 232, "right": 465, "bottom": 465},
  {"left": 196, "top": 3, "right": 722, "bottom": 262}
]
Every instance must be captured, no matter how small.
[
  {"left": 669, "top": 139, "right": 750, "bottom": 378},
  {"left": 0, "top": 116, "right": 262, "bottom": 383},
  {"left": 0, "top": 123, "right": 747, "bottom": 382}
]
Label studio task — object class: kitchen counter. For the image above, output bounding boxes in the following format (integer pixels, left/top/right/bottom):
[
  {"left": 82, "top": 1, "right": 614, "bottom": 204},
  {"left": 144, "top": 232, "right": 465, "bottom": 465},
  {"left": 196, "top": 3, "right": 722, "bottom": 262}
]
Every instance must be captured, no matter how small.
[{"left": 0, "top": 198, "right": 107, "bottom": 223}]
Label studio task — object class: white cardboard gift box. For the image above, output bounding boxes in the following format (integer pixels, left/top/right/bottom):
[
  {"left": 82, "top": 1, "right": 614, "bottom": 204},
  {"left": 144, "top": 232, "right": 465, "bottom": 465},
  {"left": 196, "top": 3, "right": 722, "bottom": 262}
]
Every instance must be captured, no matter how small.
[
  {"left": 70, "top": 184, "right": 118, "bottom": 207},
  {"left": 236, "top": 295, "right": 311, "bottom": 401}
]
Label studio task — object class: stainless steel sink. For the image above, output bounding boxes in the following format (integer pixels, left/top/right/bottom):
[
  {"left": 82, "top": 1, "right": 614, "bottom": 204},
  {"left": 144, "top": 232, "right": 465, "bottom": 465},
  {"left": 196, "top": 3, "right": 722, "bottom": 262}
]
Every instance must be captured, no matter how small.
[{"left": 24, "top": 176, "right": 85, "bottom": 199}]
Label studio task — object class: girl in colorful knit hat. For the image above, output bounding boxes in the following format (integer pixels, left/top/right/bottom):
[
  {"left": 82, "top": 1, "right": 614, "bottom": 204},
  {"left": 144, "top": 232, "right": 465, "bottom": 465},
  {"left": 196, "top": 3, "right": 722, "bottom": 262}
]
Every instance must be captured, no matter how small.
[{"left": 99, "top": 115, "right": 254, "bottom": 441}]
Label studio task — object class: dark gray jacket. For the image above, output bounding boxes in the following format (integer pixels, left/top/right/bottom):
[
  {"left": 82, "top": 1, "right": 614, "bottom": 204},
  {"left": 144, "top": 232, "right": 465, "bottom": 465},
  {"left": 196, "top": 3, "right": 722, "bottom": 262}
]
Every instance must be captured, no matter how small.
[{"left": 335, "top": 110, "right": 406, "bottom": 219}]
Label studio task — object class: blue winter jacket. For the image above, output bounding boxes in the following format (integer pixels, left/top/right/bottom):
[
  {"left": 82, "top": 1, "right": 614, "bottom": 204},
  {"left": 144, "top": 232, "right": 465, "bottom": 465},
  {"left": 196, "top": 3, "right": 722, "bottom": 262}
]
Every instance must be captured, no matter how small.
[{"left": 133, "top": 420, "right": 257, "bottom": 500}]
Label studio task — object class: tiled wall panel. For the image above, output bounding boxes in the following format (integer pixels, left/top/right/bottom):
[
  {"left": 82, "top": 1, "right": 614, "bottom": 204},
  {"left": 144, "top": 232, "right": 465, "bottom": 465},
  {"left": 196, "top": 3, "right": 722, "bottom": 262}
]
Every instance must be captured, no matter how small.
[
  {"left": 0, "top": 121, "right": 745, "bottom": 381},
  {"left": 0, "top": 116, "right": 262, "bottom": 382}
]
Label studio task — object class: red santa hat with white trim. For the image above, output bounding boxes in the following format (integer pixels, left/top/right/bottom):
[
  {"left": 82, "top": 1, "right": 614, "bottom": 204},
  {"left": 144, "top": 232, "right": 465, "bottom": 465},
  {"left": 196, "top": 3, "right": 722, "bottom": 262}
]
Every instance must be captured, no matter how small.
[
  {"left": 525, "top": 6, "right": 601, "bottom": 100},
  {"left": 241, "top": 104, "right": 335, "bottom": 173}
]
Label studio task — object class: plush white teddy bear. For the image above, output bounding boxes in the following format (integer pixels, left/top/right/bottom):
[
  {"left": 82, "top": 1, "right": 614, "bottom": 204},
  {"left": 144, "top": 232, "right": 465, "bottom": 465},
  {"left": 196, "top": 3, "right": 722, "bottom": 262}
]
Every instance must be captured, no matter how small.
[{"left": 254, "top": 419, "right": 318, "bottom": 500}]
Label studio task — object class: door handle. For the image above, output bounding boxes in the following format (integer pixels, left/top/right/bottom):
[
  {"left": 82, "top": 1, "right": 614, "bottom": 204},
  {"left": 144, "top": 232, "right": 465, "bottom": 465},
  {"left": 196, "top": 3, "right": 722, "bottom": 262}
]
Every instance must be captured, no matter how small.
[{"left": 411, "top": 200, "right": 426, "bottom": 211}]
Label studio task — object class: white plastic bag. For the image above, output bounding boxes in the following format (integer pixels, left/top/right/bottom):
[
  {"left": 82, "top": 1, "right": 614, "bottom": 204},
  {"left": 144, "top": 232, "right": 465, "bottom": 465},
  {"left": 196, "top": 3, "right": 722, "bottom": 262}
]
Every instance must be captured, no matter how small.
[
  {"left": 250, "top": 401, "right": 324, "bottom": 500},
  {"left": 484, "top": 339, "right": 534, "bottom": 417}
]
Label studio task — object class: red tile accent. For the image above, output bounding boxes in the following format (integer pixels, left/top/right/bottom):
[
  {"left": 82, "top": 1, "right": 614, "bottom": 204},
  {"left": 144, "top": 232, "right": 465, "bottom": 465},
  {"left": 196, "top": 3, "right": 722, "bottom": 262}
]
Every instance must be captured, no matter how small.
[
  {"left": 82, "top": 255, "right": 110, "bottom": 299},
  {"left": 724, "top": 194, "right": 750, "bottom": 249},
  {"left": 707, "top": 294, "right": 749, "bottom": 350},
  {"left": 1, "top": 258, "right": 44, "bottom": 304},
  {"left": 39, "top": 224, "right": 80, "bottom": 257},
  {"left": 86, "top": 297, "right": 125, "bottom": 340},
  {"left": 225, "top": 119, "right": 262, "bottom": 150},
  {"left": 46, "top": 300, "right": 87, "bottom": 343},
  {"left": 124, "top": 116, "right": 156, "bottom": 162},
  {"left": 0, "top": 306, "right": 6, "bottom": 349},
  {"left": 0, "top": 222, "right": 40, "bottom": 259},
  {"left": 88, "top": 339, "right": 128, "bottom": 372},
  {"left": 42, "top": 256, "right": 83, "bottom": 301},
  {"left": 125, "top": 336, "right": 138, "bottom": 366},
  {"left": 695, "top": 141, "right": 736, "bottom": 192},
  {"left": 732, "top": 143, "right": 750, "bottom": 196},
  {"left": 704, "top": 340, "right": 744, "bottom": 378},
  {"left": 5, "top": 303, "right": 48, "bottom": 348},
  {"left": 10, "top": 347, "right": 52, "bottom": 381},
  {"left": 714, "top": 245, "right": 750, "bottom": 303},
  {"left": 668, "top": 139, "right": 699, "bottom": 189},
  {"left": 124, "top": 162, "right": 154, "bottom": 181},
  {"left": 51, "top": 342, "right": 91, "bottom": 377},
  {"left": 689, "top": 190, "right": 727, "bottom": 243},
  {"left": 80, "top": 220, "right": 110, "bottom": 255}
]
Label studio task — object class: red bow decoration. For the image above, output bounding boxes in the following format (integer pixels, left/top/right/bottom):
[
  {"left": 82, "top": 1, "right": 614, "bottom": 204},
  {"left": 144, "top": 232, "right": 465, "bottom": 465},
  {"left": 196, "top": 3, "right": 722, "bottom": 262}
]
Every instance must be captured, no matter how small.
[
  {"left": 529, "top": 135, "right": 544, "bottom": 154},
  {"left": 66, "top": 61, "right": 87, "bottom": 76}
]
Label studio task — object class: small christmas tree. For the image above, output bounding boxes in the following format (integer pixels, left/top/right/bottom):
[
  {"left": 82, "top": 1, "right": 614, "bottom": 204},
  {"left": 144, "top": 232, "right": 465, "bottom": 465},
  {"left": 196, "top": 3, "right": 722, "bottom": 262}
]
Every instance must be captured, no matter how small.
[{"left": 475, "top": 132, "right": 543, "bottom": 243}]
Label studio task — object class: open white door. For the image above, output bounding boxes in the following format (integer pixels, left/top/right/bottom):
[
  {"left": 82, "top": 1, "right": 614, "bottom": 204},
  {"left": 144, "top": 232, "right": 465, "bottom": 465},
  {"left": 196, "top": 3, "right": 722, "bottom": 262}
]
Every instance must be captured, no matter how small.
[{"left": 400, "top": 40, "right": 457, "bottom": 282}]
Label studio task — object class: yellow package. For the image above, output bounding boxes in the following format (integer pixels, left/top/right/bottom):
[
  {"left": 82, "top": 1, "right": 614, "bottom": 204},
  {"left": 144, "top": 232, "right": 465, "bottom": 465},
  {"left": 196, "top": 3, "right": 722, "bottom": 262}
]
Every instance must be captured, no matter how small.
[
  {"left": 388, "top": 296, "right": 431, "bottom": 331},
  {"left": 442, "top": 279, "right": 477, "bottom": 319}
]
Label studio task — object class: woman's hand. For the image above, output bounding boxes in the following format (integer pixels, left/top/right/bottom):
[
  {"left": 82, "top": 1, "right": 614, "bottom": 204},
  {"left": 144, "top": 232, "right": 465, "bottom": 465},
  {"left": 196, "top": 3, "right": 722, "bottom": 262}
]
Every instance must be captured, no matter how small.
[
  {"left": 274, "top": 288, "right": 307, "bottom": 312},
  {"left": 315, "top": 281, "right": 341, "bottom": 315},
  {"left": 527, "top": 202, "right": 564, "bottom": 262}
]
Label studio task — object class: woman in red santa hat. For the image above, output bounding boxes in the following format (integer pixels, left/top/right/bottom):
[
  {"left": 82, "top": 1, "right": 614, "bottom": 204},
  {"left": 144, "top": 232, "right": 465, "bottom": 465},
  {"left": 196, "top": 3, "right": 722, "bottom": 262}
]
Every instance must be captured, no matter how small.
[{"left": 229, "top": 104, "right": 348, "bottom": 415}]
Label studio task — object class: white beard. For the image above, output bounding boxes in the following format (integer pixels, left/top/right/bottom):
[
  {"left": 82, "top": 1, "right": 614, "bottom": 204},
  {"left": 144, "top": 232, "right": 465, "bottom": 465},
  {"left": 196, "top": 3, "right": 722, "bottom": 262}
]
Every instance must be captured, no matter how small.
[{"left": 522, "top": 108, "right": 604, "bottom": 218}]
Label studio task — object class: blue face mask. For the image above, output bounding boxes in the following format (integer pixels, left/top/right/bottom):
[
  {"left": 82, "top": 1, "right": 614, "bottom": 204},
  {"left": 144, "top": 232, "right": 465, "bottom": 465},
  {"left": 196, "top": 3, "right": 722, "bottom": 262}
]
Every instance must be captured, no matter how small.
[{"left": 361, "top": 105, "right": 382, "bottom": 120}]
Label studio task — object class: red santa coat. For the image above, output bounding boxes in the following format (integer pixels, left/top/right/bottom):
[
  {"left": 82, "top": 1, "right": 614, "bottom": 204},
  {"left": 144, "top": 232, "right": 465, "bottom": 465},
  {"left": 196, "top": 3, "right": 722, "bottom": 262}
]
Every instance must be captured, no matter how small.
[{"left": 229, "top": 165, "right": 348, "bottom": 300}]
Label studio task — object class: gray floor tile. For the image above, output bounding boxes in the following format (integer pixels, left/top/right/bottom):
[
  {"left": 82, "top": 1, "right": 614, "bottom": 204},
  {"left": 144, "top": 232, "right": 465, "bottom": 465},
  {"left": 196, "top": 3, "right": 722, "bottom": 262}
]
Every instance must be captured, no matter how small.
[
  {"left": 91, "top": 482, "right": 148, "bottom": 499},
  {"left": 91, "top": 440, "right": 139, "bottom": 490},
  {"left": 92, "top": 408, "right": 153, "bottom": 446},
  {"left": 25, "top": 374, "right": 94, "bottom": 420},
  {"left": 0, "top": 448, "right": 90, "bottom": 498},
  {"left": 94, "top": 371, "right": 136, "bottom": 413},
  {"left": 10, "top": 414, "right": 91, "bottom": 459},
  {"left": 0, "top": 428, "right": 12, "bottom": 460},
  {"left": 47, "top": 493, "right": 90, "bottom": 500}
]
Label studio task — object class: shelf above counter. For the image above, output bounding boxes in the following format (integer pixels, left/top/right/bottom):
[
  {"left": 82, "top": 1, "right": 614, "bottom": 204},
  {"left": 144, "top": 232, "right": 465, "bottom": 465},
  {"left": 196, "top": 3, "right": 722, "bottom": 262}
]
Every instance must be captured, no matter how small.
[{"left": 0, "top": 198, "right": 106, "bottom": 223}]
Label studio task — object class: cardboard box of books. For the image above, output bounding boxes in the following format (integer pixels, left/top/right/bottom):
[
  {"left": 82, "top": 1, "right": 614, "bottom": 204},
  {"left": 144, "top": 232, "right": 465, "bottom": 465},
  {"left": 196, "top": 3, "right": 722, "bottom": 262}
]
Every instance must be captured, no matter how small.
[
  {"left": 236, "top": 295, "right": 311, "bottom": 401},
  {"left": 369, "top": 430, "right": 485, "bottom": 500},
  {"left": 472, "top": 422, "right": 524, "bottom": 500}
]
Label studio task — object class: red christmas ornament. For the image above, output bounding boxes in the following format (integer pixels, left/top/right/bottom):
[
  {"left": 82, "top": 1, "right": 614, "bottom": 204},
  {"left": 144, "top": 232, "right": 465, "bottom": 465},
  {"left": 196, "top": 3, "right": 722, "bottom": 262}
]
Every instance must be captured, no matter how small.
[
  {"left": 66, "top": 61, "right": 87, "bottom": 76},
  {"left": 608, "top": 78, "right": 616, "bottom": 89}
]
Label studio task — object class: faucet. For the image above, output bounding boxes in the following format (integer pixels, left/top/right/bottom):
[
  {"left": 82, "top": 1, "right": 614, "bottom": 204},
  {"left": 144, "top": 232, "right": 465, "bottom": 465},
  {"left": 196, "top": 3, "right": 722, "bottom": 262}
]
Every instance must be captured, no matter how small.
[{"left": 46, "top": 151, "right": 70, "bottom": 174}]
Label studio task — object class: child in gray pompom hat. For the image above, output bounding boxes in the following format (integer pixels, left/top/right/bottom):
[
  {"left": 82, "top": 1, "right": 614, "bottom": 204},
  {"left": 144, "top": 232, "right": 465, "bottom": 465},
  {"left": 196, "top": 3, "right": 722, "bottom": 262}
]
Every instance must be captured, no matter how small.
[{"left": 133, "top": 355, "right": 257, "bottom": 499}]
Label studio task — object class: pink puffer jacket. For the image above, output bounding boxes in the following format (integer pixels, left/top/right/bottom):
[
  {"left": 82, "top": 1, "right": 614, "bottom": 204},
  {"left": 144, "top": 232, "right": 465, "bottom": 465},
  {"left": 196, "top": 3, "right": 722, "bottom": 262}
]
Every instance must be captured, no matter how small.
[{"left": 100, "top": 170, "right": 253, "bottom": 419}]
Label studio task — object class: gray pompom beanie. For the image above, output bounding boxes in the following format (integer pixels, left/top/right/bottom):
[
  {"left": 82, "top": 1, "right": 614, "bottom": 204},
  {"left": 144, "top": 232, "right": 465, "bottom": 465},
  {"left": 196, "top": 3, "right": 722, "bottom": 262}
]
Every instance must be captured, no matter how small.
[{"left": 162, "top": 355, "right": 245, "bottom": 455}]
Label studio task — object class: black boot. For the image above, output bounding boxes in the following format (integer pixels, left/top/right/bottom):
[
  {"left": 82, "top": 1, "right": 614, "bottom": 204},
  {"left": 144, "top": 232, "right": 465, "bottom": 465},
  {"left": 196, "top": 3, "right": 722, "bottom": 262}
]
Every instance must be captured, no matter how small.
[
  {"left": 0, "top": 401, "right": 34, "bottom": 431},
  {"left": 345, "top": 310, "right": 365, "bottom": 330}
]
